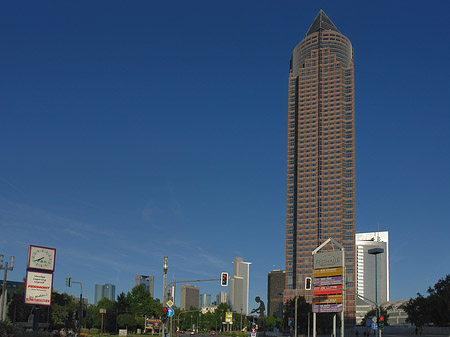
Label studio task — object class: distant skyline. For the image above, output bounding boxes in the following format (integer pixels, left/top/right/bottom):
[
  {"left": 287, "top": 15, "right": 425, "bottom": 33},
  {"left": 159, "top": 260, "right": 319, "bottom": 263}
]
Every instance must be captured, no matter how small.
[{"left": 1, "top": 1, "right": 449, "bottom": 306}]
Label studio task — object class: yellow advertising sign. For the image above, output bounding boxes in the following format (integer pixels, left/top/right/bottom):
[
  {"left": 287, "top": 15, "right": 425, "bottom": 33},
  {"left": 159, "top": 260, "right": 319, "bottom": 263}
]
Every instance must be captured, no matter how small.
[
  {"left": 312, "top": 294, "right": 343, "bottom": 304},
  {"left": 313, "top": 267, "right": 343, "bottom": 278}
]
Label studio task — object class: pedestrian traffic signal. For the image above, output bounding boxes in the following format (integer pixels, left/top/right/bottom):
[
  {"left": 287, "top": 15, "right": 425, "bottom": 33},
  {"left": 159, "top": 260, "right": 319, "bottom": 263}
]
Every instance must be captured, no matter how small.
[
  {"left": 66, "top": 277, "right": 72, "bottom": 287},
  {"left": 305, "top": 277, "right": 312, "bottom": 290},
  {"left": 162, "top": 307, "right": 168, "bottom": 323},
  {"left": 221, "top": 272, "right": 229, "bottom": 286}
]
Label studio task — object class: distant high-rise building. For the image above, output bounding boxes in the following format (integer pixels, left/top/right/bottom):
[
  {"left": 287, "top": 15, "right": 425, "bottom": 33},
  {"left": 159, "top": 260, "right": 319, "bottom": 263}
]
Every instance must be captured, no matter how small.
[
  {"left": 267, "top": 270, "right": 285, "bottom": 318},
  {"left": 94, "top": 283, "right": 116, "bottom": 305},
  {"left": 199, "top": 294, "right": 212, "bottom": 308},
  {"left": 284, "top": 10, "right": 356, "bottom": 323},
  {"left": 229, "top": 257, "right": 251, "bottom": 315},
  {"left": 135, "top": 275, "right": 155, "bottom": 298},
  {"left": 180, "top": 285, "right": 200, "bottom": 310},
  {"left": 216, "top": 291, "right": 227, "bottom": 306},
  {"left": 355, "top": 231, "right": 389, "bottom": 323}
]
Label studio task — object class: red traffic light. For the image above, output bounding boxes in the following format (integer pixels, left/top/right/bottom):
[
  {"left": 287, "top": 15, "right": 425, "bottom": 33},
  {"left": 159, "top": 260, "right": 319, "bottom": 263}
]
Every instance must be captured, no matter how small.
[
  {"left": 163, "top": 307, "right": 168, "bottom": 314},
  {"left": 221, "top": 272, "right": 229, "bottom": 286},
  {"left": 379, "top": 316, "right": 384, "bottom": 321},
  {"left": 305, "top": 277, "right": 312, "bottom": 290}
]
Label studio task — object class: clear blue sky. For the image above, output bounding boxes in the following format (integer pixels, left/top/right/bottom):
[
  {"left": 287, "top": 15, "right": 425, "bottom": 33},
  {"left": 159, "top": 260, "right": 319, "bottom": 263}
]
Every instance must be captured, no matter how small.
[{"left": 1, "top": 1, "right": 449, "bottom": 307}]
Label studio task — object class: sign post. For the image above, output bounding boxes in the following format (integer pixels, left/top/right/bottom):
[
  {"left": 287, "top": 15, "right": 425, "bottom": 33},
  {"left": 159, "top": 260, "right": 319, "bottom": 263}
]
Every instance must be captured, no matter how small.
[
  {"left": 26, "top": 245, "right": 56, "bottom": 331},
  {"left": 312, "top": 238, "right": 344, "bottom": 337}
]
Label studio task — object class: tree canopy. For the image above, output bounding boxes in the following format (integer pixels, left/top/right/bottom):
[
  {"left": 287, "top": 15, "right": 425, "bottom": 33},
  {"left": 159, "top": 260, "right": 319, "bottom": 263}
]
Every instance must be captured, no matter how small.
[{"left": 403, "top": 274, "right": 450, "bottom": 327}]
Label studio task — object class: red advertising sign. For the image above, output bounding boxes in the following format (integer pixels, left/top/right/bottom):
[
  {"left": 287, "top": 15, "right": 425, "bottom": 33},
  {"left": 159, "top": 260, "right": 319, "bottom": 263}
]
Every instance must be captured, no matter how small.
[{"left": 313, "top": 285, "right": 343, "bottom": 295}]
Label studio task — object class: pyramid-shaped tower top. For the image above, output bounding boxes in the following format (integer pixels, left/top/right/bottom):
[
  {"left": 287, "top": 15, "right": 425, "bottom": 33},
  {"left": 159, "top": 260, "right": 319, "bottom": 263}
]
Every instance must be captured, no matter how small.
[{"left": 306, "top": 10, "right": 340, "bottom": 36}]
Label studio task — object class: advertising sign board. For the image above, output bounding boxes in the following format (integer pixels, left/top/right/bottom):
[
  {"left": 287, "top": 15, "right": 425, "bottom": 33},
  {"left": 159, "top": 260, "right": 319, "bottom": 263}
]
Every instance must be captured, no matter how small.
[
  {"left": 312, "top": 248, "right": 343, "bottom": 314},
  {"left": 312, "top": 303, "right": 343, "bottom": 313},
  {"left": 314, "top": 251, "right": 342, "bottom": 269},
  {"left": 24, "top": 271, "right": 53, "bottom": 306},
  {"left": 313, "top": 267, "right": 343, "bottom": 278},
  {"left": 313, "top": 285, "right": 343, "bottom": 295},
  {"left": 312, "top": 294, "right": 343, "bottom": 304},
  {"left": 313, "top": 276, "right": 343, "bottom": 286}
]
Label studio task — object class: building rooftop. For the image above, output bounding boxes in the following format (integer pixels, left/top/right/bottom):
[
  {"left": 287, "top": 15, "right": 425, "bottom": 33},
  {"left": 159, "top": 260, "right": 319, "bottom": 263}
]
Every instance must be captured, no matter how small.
[{"left": 306, "top": 10, "right": 340, "bottom": 36}]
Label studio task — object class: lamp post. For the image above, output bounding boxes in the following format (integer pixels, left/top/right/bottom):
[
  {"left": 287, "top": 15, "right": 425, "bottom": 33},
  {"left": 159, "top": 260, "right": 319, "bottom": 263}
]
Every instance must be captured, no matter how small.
[
  {"left": 0, "top": 255, "right": 15, "bottom": 321},
  {"left": 368, "top": 248, "right": 384, "bottom": 337}
]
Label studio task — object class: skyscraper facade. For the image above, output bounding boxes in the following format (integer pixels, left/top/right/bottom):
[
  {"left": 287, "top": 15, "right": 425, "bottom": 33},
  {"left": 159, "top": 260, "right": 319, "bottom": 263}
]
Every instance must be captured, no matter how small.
[
  {"left": 135, "top": 275, "right": 155, "bottom": 298},
  {"left": 229, "top": 257, "right": 251, "bottom": 315},
  {"left": 199, "top": 294, "right": 212, "bottom": 308},
  {"left": 180, "top": 285, "right": 200, "bottom": 310},
  {"left": 94, "top": 283, "right": 116, "bottom": 305},
  {"left": 267, "top": 270, "right": 285, "bottom": 318},
  {"left": 216, "top": 291, "right": 228, "bottom": 306},
  {"left": 355, "top": 231, "right": 389, "bottom": 323},
  {"left": 285, "top": 10, "right": 356, "bottom": 322}
]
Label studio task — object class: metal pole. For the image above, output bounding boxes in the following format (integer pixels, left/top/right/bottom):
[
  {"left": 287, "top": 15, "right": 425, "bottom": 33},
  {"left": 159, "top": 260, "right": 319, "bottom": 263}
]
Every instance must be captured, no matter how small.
[
  {"left": 0, "top": 256, "right": 14, "bottom": 321},
  {"left": 294, "top": 295, "right": 298, "bottom": 337},
  {"left": 313, "top": 312, "right": 316, "bottom": 337},
  {"left": 341, "top": 247, "right": 345, "bottom": 337},
  {"left": 163, "top": 256, "right": 168, "bottom": 337},
  {"left": 375, "top": 255, "right": 379, "bottom": 337},
  {"left": 1, "top": 265, "right": 7, "bottom": 321},
  {"left": 333, "top": 314, "right": 336, "bottom": 337},
  {"left": 307, "top": 312, "right": 310, "bottom": 337}
]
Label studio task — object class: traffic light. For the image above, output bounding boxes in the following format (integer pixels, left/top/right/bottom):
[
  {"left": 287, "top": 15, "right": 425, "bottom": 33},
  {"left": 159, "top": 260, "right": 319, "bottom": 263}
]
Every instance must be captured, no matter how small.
[
  {"left": 162, "top": 307, "right": 168, "bottom": 323},
  {"left": 221, "top": 272, "right": 229, "bottom": 286},
  {"left": 379, "top": 315, "right": 385, "bottom": 328},
  {"left": 66, "top": 277, "right": 72, "bottom": 287},
  {"left": 305, "top": 277, "right": 312, "bottom": 290}
]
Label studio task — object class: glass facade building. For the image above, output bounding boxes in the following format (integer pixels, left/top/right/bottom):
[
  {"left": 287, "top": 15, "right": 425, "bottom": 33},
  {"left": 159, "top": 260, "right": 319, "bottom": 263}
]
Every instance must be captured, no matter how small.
[{"left": 284, "top": 10, "right": 356, "bottom": 323}]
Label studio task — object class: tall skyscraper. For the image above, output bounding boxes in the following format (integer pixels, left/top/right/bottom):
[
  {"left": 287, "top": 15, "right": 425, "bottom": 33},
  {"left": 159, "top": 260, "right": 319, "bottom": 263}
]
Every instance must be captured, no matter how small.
[
  {"left": 285, "top": 10, "right": 356, "bottom": 322},
  {"left": 180, "top": 285, "right": 200, "bottom": 310},
  {"left": 135, "top": 275, "right": 155, "bottom": 298},
  {"left": 94, "top": 283, "right": 116, "bottom": 305},
  {"left": 267, "top": 270, "right": 285, "bottom": 318},
  {"left": 199, "top": 293, "right": 212, "bottom": 308},
  {"left": 355, "top": 231, "right": 389, "bottom": 323},
  {"left": 229, "top": 257, "right": 251, "bottom": 315},
  {"left": 216, "top": 291, "right": 228, "bottom": 306}
]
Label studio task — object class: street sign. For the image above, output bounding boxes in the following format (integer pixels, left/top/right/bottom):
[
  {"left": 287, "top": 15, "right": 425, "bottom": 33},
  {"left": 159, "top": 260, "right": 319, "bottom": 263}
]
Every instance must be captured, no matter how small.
[
  {"left": 167, "top": 300, "right": 174, "bottom": 307},
  {"left": 167, "top": 308, "right": 174, "bottom": 317},
  {"left": 251, "top": 333, "right": 256, "bottom": 337},
  {"left": 372, "top": 323, "right": 378, "bottom": 330}
]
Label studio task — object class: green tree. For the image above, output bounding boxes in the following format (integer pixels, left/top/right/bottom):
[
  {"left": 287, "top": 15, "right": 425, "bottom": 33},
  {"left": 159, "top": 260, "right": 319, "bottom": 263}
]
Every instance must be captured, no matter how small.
[
  {"left": 126, "top": 285, "right": 161, "bottom": 318},
  {"left": 403, "top": 275, "right": 450, "bottom": 327},
  {"left": 265, "top": 315, "right": 282, "bottom": 331},
  {"left": 118, "top": 313, "right": 137, "bottom": 330}
]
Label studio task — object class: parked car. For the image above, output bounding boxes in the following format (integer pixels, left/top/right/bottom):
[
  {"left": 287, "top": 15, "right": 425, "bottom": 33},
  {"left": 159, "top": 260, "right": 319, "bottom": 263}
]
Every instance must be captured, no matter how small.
[{"left": 210, "top": 331, "right": 216, "bottom": 335}]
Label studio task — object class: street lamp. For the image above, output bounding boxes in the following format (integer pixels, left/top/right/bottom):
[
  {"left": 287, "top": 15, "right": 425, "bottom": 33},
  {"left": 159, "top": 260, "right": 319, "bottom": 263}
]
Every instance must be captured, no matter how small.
[
  {"left": 368, "top": 248, "right": 384, "bottom": 337},
  {"left": 0, "top": 255, "right": 15, "bottom": 321}
]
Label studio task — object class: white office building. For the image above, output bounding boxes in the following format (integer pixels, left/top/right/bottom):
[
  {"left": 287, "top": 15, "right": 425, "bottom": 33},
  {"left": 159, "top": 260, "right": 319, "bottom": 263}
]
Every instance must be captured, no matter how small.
[
  {"left": 229, "top": 257, "right": 251, "bottom": 315},
  {"left": 355, "top": 231, "right": 389, "bottom": 324}
]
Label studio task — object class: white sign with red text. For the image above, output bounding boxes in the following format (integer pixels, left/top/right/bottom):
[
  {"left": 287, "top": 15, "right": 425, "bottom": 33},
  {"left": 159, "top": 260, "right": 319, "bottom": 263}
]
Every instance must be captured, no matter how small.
[{"left": 25, "top": 270, "right": 53, "bottom": 306}]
